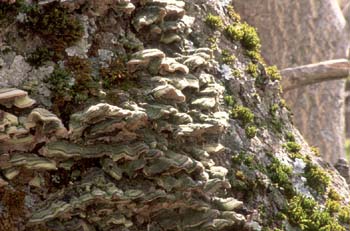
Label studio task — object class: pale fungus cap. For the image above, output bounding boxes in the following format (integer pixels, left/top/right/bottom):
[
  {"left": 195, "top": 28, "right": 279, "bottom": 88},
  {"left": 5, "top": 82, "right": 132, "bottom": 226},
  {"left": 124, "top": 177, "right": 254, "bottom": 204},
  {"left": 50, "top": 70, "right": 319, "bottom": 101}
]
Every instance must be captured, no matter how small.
[{"left": 0, "top": 88, "right": 36, "bottom": 108}]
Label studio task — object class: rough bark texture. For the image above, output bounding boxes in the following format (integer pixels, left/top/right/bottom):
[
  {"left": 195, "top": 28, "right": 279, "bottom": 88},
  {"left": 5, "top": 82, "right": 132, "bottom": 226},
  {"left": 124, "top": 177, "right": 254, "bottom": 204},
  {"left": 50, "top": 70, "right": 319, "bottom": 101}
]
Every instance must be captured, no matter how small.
[
  {"left": 232, "top": 0, "right": 350, "bottom": 164},
  {"left": 1, "top": 0, "right": 350, "bottom": 231}
]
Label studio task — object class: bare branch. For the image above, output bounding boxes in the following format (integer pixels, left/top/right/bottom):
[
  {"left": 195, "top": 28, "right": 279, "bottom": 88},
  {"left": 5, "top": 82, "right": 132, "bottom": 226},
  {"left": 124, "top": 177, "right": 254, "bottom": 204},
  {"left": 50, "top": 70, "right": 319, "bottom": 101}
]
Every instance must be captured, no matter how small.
[{"left": 281, "top": 59, "right": 350, "bottom": 91}]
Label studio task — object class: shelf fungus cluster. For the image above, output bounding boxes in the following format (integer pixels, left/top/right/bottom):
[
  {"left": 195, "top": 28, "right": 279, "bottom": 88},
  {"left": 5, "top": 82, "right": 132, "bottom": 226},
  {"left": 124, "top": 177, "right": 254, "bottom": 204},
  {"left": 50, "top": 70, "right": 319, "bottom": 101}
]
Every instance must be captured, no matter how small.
[
  {"left": 132, "top": 0, "right": 194, "bottom": 44},
  {"left": 0, "top": 0, "right": 247, "bottom": 229},
  {"left": 34, "top": 45, "right": 240, "bottom": 230},
  {"left": 0, "top": 16, "right": 245, "bottom": 230}
]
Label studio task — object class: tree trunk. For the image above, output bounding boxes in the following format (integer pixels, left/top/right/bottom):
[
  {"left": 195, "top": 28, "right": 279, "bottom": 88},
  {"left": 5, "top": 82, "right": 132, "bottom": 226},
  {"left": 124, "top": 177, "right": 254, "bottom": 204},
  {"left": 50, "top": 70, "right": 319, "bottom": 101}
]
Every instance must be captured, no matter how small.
[{"left": 1, "top": 0, "right": 350, "bottom": 230}]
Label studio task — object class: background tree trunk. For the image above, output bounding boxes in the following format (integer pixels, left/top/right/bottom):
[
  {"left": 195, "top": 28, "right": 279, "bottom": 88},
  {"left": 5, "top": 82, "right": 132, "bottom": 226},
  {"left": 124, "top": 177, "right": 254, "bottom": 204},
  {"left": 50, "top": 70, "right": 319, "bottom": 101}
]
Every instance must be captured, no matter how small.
[{"left": 232, "top": 0, "right": 350, "bottom": 164}]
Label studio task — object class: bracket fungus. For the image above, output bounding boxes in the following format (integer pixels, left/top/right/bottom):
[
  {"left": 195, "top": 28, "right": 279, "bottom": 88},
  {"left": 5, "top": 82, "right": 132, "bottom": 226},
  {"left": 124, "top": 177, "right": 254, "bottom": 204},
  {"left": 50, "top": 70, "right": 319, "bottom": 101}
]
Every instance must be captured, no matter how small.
[
  {"left": 132, "top": 0, "right": 191, "bottom": 46},
  {"left": 9, "top": 153, "right": 57, "bottom": 171},
  {"left": 151, "top": 84, "right": 186, "bottom": 103},
  {"left": 0, "top": 88, "right": 36, "bottom": 108},
  {"left": 127, "top": 49, "right": 165, "bottom": 73},
  {"left": 26, "top": 108, "right": 68, "bottom": 138},
  {"left": 40, "top": 141, "right": 149, "bottom": 161},
  {"left": 69, "top": 103, "right": 148, "bottom": 142}
]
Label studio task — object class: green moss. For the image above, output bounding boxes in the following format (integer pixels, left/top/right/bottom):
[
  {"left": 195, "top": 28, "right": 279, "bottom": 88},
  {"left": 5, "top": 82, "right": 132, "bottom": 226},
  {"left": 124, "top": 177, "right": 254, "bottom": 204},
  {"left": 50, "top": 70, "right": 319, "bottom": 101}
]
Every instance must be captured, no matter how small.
[
  {"left": 26, "top": 47, "right": 54, "bottom": 68},
  {"left": 268, "top": 102, "right": 286, "bottom": 134},
  {"left": 246, "top": 50, "right": 263, "bottom": 62},
  {"left": 65, "top": 56, "right": 98, "bottom": 101},
  {"left": 284, "top": 132, "right": 295, "bottom": 142},
  {"left": 100, "top": 57, "right": 130, "bottom": 89},
  {"left": 207, "top": 36, "right": 218, "bottom": 50},
  {"left": 224, "top": 95, "right": 236, "bottom": 107},
  {"left": 338, "top": 206, "right": 350, "bottom": 224},
  {"left": 266, "top": 66, "right": 282, "bottom": 81},
  {"left": 225, "top": 20, "right": 262, "bottom": 62},
  {"left": 225, "top": 24, "right": 244, "bottom": 41},
  {"left": 225, "top": 5, "right": 241, "bottom": 22},
  {"left": 270, "top": 117, "right": 284, "bottom": 134},
  {"left": 46, "top": 66, "right": 74, "bottom": 105},
  {"left": 270, "top": 103, "right": 279, "bottom": 115},
  {"left": 231, "top": 152, "right": 261, "bottom": 194},
  {"left": 267, "top": 157, "right": 293, "bottom": 196},
  {"left": 232, "top": 152, "right": 254, "bottom": 167},
  {"left": 74, "top": 92, "right": 89, "bottom": 102},
  {"left": 66, "top": 56, "right": 92, "bottom": 85},
  {"left": 235, "top": 170, "right": 245, "bottom": 181},
  {"left": 245, "top": 125, "right": 257, "bottom": 139},
  {"left": 232, "top": 68, "right": 242, "bottom": 78},
  {"left": 325, "top": 200, "right": 341, "bottom": 214},
  {"left": 280, "top": 99, "right": 288, "bottom": 108},
  {"left": 205, "top": 13, "right": 224, "bottom": 30},
  {"left": 304, "top": 163, "right": 330, "bottom": 195},
  {"left": 46, "top": 61, "right": 98, "bottom": 114},
  {"left": 271, "top": 105, "right": 288, "bottom": 133},
  {"left": 345, "top": 139, "right": 350, "bottom": 161},
  {"left": 221, "top": 49, "right": 236, "bottom": 64},
  {"left": 47, "top": 66, "right": 73, "bottom": 92},
  {"left": 246, "top": 62, "right": 259, "bottom": 78},
  {"left": 328, "top": 189, "right": 342, "bottom": 201},
  {"left": 23, "top": 2, "right": 83, "bottom": 51},
  {"left": 310, "top": 146, "right": 321, "bottom": 157},
  {"left": 0, "top": 0, "right": 24, "bottom": 21},
  {"left": 119, "top": 79, "right": 138, "bottom": 91},
  {"left": 283, "top": 142, "right": 301, "bottom": 153},
  {"left": 226, "top": 23, "right": 261, "bottom": 52},
  {"left": 240, "top": 23, "right": 261, "bottom": 51},
  {"left": 285, "top": 195, "right": 345, "bottom": 231},
  {"left": 288, "top": 152, "right": 307, "bottom": 161},
  {"left": 231, "top": 105, "right": 254, "bottom": 126},
  {"left": 283, "top": 141, "right": 305, "bottom": 161}
]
